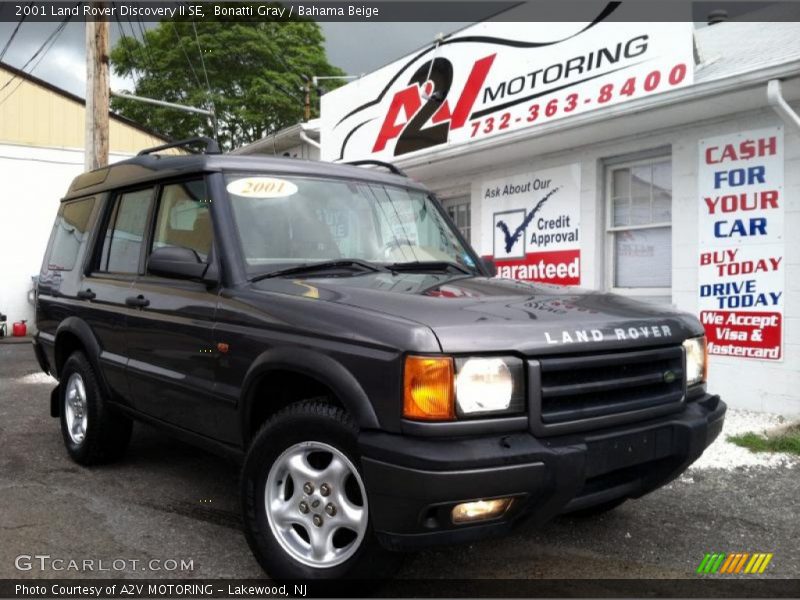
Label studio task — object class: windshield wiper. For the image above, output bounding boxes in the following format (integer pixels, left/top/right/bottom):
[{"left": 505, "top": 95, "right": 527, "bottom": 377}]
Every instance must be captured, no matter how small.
[
  {"left": 251, "top": 259, "right": 383, "bottom": 282},
  {"left": 387, "top": 261, "right": 472, "bottom": 275}
]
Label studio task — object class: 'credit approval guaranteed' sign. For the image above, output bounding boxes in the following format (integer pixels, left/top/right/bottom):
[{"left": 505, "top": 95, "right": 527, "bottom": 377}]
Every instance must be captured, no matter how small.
[
  {"left": 698, "top": 127, "right": 785, "bottom": 361},
  {"left": 320, "top": 7, "right": 694, "bottom": 162},
  {"left": 480, "top": 164, "right": 581, "bottom": 285}
]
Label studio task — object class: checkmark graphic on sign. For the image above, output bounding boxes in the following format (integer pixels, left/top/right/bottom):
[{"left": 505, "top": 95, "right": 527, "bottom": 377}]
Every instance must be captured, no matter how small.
[{"left": 495, "top": 187, "right": 560, "bottom": 253}]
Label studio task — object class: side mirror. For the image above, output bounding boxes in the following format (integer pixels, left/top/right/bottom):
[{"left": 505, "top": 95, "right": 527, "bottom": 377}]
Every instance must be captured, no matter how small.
[
  {"left": 481, "top": 257, "right": 498, "bottom": 277},
  {"left": 148, "top": 246, "right": 215, "bottom": 283}
]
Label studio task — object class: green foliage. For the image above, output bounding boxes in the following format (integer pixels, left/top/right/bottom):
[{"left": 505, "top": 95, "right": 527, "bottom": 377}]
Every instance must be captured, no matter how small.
[
  {"left": 110, "top": 16, "right": 344, "bottom": 151},
  {"left": 728, "top": 425, "right": 800, "bottom": 455}
]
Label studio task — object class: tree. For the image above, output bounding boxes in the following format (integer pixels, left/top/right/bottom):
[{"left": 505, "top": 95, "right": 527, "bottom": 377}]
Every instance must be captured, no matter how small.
[{"left": 110, "top": 17, "right": 344, "bottom": 151}]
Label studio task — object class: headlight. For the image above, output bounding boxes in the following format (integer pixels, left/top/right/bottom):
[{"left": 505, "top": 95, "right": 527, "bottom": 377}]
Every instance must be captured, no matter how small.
[
  {"left": 455, "top": 357, "right": 525, "bottom": 417},
  {"left": 403, "top": 355, "right": 525, "bottom": 421},
  {"left": 683, "top": 336, "right": 707, "bottom": 386}
]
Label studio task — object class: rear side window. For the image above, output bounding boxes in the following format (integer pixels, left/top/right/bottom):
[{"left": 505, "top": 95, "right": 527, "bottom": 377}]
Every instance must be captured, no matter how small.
[
  {"left": 47, "top": 197, "right": 96, "bottom": 271},
  {"left": 98, "top": 188, "right": 154, "bottom": 274},
  {"left": 152, "top": 180, "right": 212, "bottom": 262}
]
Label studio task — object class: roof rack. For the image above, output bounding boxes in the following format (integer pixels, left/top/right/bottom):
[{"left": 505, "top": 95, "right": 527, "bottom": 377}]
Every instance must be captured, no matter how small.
[
  {"left": 137, "top": 136, "right": 221, "bottom": 156},
  {"left": 345, "top": 160, "right": 407, "bottom": 177}
]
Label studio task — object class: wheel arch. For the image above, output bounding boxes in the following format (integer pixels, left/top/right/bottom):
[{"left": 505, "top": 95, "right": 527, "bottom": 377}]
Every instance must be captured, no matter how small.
[
  {"left": 53, "top": 317, "right": 109, "bottom": 396},
  {"left": 241, "top": 347, "right": 380, "bottom": 444}
]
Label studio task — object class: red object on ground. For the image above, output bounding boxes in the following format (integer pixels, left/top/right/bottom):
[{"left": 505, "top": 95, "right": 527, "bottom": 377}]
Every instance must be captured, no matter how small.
[{"left": 12, "top": 320, "right": 27, "bottom": 337}]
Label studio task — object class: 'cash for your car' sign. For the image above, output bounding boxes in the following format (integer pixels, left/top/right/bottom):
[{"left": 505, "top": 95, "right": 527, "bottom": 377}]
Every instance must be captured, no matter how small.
[
  {"left": 697, "top": 127, "right": 784, "bottom": 361},
  {"left": 480, "top": 164, "right": 581, "bottom": 285},
  {"left": 320, "top": 9, "right": 693, "bottom": 162}
]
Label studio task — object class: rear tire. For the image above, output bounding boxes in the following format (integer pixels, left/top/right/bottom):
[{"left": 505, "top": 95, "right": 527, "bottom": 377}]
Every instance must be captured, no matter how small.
[
  {"left": 241, "top": 401, "right": 403, "bottom": 580},
  {"left": 59, "top": 351, "right": 132, "bottom": 465}
]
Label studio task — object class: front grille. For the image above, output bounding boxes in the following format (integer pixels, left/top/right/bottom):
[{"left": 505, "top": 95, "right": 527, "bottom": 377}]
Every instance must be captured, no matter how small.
[{"left": 531, "top": 346, "right": 685, "bottom": 434}]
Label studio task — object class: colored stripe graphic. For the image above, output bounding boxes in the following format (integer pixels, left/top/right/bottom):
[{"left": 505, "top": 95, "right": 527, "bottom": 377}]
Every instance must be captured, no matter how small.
[
  {"left": 697, "top": 552, "right": 773, "bottom": 575},
  {"left": 720, "top": 553, "right": 737, "bottom": 573}
]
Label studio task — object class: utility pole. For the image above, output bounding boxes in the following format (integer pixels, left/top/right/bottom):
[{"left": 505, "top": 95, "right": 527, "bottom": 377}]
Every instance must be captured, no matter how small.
[{"left": 85, "top": 5, "right": 109, "bottom": 171}]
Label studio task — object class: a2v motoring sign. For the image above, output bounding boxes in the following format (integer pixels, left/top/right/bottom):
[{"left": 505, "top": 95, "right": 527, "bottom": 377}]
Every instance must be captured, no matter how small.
[
  {"left": 698, "top": 127, "right": 785, "bottom": 361},
  {"left": 320, "top": 14, "right": 694, "bottom": 162},
  {"left": 480, "top": 165, "right": 581, "bottom": 285}
]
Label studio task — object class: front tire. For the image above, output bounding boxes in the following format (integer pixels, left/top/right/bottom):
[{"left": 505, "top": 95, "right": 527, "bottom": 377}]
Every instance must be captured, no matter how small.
[
  {"left": 241, "top": 401, "right": 402, "bottom": 580},
  {"left": 59, "top": 351, "right": 132, "bottom": 465}
]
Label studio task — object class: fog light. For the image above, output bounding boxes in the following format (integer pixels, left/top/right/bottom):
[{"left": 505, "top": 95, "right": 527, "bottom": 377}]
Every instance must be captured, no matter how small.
[{"left": 451, "top": 498, "right": 513, "bottom": 524}]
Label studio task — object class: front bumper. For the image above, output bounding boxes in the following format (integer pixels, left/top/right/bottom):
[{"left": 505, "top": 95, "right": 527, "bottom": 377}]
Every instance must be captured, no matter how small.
[{"left": 360, "top": 394, "right": 725, "bottom": 550}]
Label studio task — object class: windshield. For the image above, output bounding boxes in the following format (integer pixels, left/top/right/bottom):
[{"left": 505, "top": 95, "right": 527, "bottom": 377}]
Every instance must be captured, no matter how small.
[{"left": 225, "top": 173, "right": 477, "bottom": 276}]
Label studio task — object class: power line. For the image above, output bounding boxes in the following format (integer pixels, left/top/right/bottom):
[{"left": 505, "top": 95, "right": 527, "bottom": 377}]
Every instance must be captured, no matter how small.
[
  {"left": 190, "top": 20, "right": 218, "bottom": 140},
  {"left": 132, "top": 14, "right": 155, "bottom": 70},
  {"left": 111, "top": 2, "right": 139, "bottom": 88},
  {"left": 0, "top": 1, "right": 32, "bottom": 63},
  {"left": 0, "top": 14, "right": 72, "bottom": 104},
  {"left": 190, "top": 19, "right": 212, "bottom": 97},
  {"left": 170, "top": 20, "right": 202, "bottom": 91},
  {"left": 123, "top": 14, "right": 152, "bottom": 74},
  {"left": 109, "top": 2, "right": 152, "bottom": 76}
]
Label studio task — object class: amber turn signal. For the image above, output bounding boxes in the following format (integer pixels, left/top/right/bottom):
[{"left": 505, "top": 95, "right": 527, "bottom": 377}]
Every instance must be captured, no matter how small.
[{"left": 403, "top": 356, "right": 455, "bottom": 421}]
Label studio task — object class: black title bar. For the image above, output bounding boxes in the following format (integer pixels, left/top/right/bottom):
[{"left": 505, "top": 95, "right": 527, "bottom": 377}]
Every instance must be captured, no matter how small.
[{"left": 0, "top": 1, "right": 799, "bottom": 22}]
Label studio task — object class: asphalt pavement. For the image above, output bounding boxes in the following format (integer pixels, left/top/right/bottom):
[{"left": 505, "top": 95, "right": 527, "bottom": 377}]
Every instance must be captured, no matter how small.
[{"left": 1, "top": 343, "right": 797, "bottom": 588}]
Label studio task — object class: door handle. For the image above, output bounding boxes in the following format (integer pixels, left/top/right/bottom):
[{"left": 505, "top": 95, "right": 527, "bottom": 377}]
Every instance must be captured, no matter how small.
[
  {"left": 77, "top": 289, "right": 96, "bottom": 300},
  {"left": 125, "top": 295, "right": 150, "bottom": 308}
]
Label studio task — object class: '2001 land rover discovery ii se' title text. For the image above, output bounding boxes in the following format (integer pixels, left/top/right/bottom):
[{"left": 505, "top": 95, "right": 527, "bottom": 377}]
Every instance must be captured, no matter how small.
[{"left": 33, "top": 138, "right": 725, "bottom": 580}]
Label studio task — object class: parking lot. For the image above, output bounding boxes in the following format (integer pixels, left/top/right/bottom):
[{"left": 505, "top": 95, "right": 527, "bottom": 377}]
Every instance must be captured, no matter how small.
[{"left": 1, "top": 343, "right": 798, "bottom": 586}]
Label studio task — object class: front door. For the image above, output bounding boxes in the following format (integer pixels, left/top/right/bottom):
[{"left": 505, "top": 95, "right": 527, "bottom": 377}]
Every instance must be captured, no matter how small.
[{"left": 123, "top": 178, "right": 224, "bottom": 439}]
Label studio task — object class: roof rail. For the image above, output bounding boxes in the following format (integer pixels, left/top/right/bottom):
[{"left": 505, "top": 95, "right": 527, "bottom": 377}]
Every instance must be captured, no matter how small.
[
  {"left": 345, "top": 159, "right": 407, "bottom": 177},
  {"left": 137, "top": 136, "right": 221, "bottom": 156}
]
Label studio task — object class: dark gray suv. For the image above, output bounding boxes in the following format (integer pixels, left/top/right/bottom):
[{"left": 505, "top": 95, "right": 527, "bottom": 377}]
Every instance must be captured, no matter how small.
[{"left": 33, "top": 138, "right": 725, "bottom": 580}]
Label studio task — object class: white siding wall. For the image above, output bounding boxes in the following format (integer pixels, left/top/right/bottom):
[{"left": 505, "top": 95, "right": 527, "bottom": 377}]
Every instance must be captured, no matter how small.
[
  {"left": 0, "top": 144, "right": 134, "bottom": 333},
  {"left": 422, "top": 107, "right": 800, "bottom": 416}
]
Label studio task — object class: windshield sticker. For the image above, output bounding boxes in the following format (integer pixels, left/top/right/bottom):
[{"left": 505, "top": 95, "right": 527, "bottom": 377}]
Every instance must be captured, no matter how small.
[{"left": 226, "top": 177, "right": 298, "bottom": 198}]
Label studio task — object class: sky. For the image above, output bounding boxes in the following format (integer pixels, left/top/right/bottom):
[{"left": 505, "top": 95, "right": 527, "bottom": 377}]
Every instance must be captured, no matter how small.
[{"left": 0, "top": 20, "right": 470, "bottom": 99}]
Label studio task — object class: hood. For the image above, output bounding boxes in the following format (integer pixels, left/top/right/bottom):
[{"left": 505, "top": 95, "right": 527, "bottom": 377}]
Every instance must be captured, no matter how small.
[{"left": 250, "top": 272, "right": 703, "bottom": 354}]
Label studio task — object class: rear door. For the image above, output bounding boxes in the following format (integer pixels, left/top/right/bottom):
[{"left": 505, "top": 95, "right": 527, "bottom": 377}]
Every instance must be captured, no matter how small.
[
  {"left": 123, "top": 178, "right": 225, "bottom": 438},
  {"left": 82, "top": 187, "right": 156, "bottom": 401}
]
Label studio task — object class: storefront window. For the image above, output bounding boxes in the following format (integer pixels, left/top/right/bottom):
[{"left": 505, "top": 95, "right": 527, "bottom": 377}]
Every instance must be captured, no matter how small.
[
  {"left": 606, "top": 158, "right": 672, "bottom": 302},
  {"left": 444, "top": 198, "right": 472, "bottom": 244}
]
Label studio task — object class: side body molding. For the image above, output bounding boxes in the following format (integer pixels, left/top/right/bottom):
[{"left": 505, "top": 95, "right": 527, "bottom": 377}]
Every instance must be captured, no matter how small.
[{"left": 240, "top": 347, "right": 381, "bottom": 438}]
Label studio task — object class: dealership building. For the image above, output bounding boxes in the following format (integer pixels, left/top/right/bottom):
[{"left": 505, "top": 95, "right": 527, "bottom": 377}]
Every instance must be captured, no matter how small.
[{"left": 244, "top": 16, "right": 800, "bottom": 416}]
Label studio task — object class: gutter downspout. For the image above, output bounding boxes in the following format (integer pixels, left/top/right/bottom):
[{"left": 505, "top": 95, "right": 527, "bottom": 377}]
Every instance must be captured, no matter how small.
[{"left": 767, "top": 79, "right": 800, "bottom": 133}]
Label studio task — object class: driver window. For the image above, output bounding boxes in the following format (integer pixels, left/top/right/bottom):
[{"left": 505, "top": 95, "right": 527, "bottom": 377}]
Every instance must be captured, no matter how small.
[{"left": 152, "top": 180, "right": 212, "bottom": 263}]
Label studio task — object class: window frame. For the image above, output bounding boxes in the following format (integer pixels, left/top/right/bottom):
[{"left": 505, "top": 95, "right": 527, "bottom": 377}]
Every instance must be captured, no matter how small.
[
  {"left": 147, "top": 177, "right": 213, "bottom": 265},
  {"left": 138, "top": 175, "right": 219, "bottom": 284},
  {"left": 604, "top": 155, "right": 673, "bottom": 300},
  {"left": 89, "top": 185, "right": 157, "bottom": 279}
]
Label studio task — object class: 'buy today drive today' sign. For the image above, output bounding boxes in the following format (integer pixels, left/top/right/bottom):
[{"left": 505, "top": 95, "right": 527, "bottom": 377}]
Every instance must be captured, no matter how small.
[{"left": 698, "top": 127, "right": 784, "bottom": 361}]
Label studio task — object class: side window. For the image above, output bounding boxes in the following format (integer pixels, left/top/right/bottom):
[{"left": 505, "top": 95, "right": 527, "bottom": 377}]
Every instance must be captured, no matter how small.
[
  {"left": 151, "top": 180, "right": 212, "bottom": 263},
  {"left": 444, "top": 197, "right": 472, "bottom": 244},
  {"left": 98, "top": 188, "right": 155, "bottom": 274},
  {"left": 47, "top": 197, "right": 96, "bottom": 271}
]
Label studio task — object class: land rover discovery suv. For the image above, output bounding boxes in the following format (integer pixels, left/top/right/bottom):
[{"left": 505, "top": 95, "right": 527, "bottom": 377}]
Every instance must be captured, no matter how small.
[{"left": 33, "top": 138, "right": 725, "bottom": 580}]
